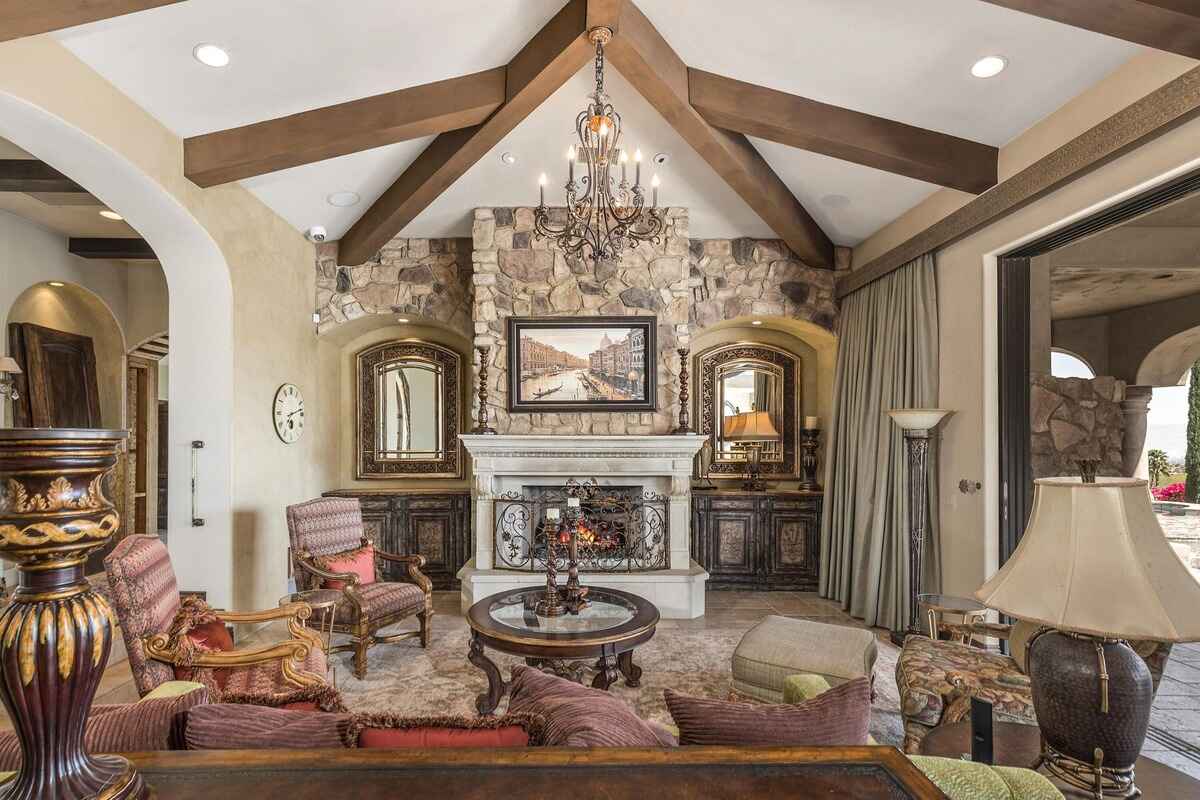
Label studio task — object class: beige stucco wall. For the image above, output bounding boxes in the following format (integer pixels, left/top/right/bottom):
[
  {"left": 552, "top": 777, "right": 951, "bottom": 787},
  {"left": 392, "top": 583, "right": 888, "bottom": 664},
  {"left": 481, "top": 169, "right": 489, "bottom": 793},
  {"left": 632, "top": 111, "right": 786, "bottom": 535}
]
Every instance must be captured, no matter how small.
[
  {"left": 0, "top": 37, "right": 330, "bottom": 612},
  {"left": 854, "top": 51, "right": 1199, "bottom": 270}
]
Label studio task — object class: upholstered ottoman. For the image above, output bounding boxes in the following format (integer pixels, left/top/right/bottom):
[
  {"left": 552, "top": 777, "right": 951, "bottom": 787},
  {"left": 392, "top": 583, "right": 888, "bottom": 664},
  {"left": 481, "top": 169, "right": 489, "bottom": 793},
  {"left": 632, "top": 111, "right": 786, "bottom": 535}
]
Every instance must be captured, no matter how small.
[{"left": 731, "top": 615, "right": 878, "bottom": 703}]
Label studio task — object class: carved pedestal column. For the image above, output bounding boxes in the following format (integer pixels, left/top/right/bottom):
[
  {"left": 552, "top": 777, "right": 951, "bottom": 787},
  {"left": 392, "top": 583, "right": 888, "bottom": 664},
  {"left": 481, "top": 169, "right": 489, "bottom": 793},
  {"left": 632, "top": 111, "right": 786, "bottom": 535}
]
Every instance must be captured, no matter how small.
[
  {"left": 891, "top": 429, "right": 931, "bottom": 648},
  {"left": 0, "top": 428, "right": 146, "bottom": 800},
  {"left": 671, "top": 348, "right": 692, "bottom": 435},
  {"left": 472, "top": 346, "right": 497, "bottom": 435}
]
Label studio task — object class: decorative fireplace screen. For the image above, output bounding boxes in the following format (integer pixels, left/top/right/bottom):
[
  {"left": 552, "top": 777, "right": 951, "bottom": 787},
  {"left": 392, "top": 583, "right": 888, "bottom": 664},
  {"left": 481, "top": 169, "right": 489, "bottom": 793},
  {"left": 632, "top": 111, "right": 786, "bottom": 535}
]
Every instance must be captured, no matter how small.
[{"left": 493, "top": 482, "right": 668, "bottom": 572}]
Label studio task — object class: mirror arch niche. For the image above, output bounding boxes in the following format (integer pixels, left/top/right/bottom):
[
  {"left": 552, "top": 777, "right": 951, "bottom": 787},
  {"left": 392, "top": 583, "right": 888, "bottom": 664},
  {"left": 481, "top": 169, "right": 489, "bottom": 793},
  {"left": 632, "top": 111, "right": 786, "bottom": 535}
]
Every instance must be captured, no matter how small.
[{"left": 357, "top": 339, "right": 462, "bottom": 479}]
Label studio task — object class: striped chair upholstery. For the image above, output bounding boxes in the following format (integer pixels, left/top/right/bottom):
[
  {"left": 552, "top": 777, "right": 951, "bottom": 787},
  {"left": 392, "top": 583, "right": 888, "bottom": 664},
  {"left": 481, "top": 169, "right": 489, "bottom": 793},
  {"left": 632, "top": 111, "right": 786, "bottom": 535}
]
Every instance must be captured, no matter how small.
[
  {"left": 104, "top": 535, "right": 181, "bottom": 695},
  {"left": 286, "top": 498, "right": 364, "bottom": 591}
]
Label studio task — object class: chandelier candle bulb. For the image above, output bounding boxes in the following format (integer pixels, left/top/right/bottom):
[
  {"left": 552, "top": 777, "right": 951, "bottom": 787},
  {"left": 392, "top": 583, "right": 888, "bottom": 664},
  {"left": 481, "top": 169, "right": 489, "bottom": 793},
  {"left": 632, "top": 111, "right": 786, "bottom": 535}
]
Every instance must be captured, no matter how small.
[
  {"left": 567, "top": 145, "right": 575, "bottom": 183},
  {"left": 651, "top": 174, "right": 660, "bottom": 207},
  {"left": 538, "top": 173, "right": 546, "bottom": 206},
  {"left": 635, "top": 148, "right": 642, "bottom": 186},
  {"left": 619, "top": 149, "right": 628, "bottom": 183}
]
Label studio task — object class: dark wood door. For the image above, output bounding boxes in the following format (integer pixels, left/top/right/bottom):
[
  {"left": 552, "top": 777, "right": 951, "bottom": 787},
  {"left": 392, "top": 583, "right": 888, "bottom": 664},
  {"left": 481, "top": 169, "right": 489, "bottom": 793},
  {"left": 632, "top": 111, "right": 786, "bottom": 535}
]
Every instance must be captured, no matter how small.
[
  {"left": 997, "top": 256, "right": 1033, "bottom": 565},
  {"left": 764, "top": 499, "right": 821, "bottom": 589},
  {"left": 8, "top": 322, "right": 101, "bottom": 428},
  {"left": 695, "top": 498, "right": 759, "bottom": 579}
]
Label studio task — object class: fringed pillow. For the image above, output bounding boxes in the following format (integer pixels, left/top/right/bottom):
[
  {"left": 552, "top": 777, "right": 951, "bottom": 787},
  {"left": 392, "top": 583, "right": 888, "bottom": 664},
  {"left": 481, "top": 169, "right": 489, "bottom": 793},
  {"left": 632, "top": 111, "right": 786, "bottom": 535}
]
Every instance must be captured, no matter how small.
[
  {"left": 215, "top": 684, "right": 348, "bottom": 712},
  {"left": 316, "top": 543, "right": 376, "bottom": 590},
  {"left": 347, "top": 712, "right": 545, "bottom": 749},
  {"left": 167, "top": 597, "right": 234, "bottom": 688}
]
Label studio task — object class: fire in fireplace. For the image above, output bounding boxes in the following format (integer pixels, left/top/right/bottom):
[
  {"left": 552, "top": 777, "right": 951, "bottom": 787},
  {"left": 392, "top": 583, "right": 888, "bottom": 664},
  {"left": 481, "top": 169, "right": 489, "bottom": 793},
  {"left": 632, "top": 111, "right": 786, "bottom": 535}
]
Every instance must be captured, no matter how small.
[{"left": 493, "top": 480, "right": 668, "bottom": 572}]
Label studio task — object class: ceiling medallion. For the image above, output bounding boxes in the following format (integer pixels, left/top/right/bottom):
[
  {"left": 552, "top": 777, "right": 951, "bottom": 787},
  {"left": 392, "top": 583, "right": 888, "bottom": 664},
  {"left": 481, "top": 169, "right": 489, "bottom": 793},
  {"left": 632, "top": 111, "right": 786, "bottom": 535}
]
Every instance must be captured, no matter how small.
[{"left": 534, "top": 26, "right": 665, "bottom": 263}]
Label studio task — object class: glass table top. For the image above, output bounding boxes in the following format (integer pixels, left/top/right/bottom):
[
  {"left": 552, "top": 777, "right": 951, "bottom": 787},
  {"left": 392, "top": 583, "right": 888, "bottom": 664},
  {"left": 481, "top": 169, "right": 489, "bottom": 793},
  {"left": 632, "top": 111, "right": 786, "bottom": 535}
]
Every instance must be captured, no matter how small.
[{"left": 488, "top": 589, "right": 637, "bottom": 634}]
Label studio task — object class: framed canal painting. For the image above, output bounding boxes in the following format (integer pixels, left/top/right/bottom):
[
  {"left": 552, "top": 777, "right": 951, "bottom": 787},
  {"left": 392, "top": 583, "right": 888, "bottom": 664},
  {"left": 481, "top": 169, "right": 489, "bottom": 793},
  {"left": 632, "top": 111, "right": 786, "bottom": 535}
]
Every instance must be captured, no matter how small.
[{"left": 506, "top": 316, "right": 657, "bottom": 413}]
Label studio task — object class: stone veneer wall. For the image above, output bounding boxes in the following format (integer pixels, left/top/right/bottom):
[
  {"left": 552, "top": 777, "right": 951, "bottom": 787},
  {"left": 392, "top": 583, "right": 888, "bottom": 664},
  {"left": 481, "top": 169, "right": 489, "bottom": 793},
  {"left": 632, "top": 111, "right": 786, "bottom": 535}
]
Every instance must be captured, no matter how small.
[
  {"left": 472, "top": 207, "right": 691, "bottom": 435},
  {"left": 688, "top": 238, "right": 838, "bottom": 332},
  {"left": 1030, "top": 373, "right": 1125, "bottom": 478},
  {"left": 315, "top": 238, "right": 473, "bottom": 339}
]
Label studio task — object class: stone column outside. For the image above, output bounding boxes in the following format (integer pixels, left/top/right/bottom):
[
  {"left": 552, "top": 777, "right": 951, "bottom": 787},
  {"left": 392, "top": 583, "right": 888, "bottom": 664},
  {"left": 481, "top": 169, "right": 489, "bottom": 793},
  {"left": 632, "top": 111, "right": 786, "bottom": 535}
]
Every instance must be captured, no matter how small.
[{"left": 1120, "top": 385, "right": 1153, "bottom": 479}]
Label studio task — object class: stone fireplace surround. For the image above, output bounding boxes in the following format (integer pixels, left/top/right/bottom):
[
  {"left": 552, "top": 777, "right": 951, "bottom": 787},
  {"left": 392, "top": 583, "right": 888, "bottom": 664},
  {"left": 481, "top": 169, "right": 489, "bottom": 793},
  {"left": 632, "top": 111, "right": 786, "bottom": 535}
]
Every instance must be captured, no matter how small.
[{"left": 459, "top": 434, "right": 708, "bottom": 618}]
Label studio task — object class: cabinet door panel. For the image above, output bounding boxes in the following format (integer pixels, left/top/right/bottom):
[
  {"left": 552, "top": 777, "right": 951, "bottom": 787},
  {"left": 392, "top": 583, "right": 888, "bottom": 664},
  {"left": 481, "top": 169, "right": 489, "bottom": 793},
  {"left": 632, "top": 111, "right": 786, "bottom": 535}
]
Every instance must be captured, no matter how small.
[
  {"left": 766, "top": 510, "right": 820, "bottom": 586},
  {"left": 710, "top": 511, "right": 757, "bottom": 576}
]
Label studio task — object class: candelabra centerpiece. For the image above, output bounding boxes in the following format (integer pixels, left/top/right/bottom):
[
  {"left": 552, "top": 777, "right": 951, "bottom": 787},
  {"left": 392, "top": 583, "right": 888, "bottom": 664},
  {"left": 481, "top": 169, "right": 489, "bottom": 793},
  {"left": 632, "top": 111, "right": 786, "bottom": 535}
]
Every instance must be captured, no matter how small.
[{"left": 533, "top": 26, "right": 665, "bottom": 263}]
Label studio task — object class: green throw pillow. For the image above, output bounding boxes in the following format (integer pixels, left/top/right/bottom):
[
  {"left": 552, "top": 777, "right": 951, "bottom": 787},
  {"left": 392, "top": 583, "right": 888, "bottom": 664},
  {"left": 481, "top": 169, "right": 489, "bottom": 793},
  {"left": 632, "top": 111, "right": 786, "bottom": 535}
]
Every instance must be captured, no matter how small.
[
  {"left": 782, "top": 673, "right": 832, "bottom": 703},
  {"left": 909, "top": 756, "right": 1064, "bottom": 800}
]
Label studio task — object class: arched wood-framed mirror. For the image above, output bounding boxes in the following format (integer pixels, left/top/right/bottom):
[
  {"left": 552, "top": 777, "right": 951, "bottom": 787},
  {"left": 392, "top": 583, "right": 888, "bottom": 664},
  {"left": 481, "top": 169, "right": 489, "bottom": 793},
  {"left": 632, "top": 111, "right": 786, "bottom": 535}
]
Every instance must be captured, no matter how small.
[
  {"left": 356, "top": 339, "right": 461, "bottom": 479},
  {"left": 696, "top": 342, "right": 800, "bottom": 480}
]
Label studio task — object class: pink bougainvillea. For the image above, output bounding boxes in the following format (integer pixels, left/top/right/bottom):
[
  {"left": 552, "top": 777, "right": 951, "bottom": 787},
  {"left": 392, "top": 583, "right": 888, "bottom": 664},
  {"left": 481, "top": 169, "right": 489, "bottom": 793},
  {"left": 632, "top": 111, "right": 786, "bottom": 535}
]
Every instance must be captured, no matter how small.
[{"left": 1152, "top": 482, "right": 1186, "bottom": 502}]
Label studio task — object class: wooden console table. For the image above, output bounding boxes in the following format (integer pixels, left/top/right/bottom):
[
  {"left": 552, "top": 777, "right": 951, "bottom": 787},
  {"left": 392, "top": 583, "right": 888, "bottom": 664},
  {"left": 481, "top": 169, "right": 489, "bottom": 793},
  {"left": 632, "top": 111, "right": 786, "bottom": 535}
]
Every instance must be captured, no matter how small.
[
  {"left": 123, "top": 747, "right": 946, "bottom": 798},
  {"left": 322, "top": 489, "right": 470, "bottom": 589},
  {"left": 691, "top": 489, "right": 822, "bottom": 590}
]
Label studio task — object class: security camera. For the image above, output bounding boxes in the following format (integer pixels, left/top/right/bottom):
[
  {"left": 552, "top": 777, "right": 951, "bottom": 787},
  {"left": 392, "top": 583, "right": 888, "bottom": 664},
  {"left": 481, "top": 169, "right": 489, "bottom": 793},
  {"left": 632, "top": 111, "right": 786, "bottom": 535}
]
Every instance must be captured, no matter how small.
[{"left": 305, "top": 225, "right": 327, "bottom": 243}]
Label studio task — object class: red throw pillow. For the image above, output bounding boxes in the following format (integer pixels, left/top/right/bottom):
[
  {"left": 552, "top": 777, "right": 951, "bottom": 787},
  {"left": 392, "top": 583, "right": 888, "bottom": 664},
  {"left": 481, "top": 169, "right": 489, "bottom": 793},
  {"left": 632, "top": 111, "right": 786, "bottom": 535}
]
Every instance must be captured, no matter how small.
[
  {"left": 320, "top": 544, "right": 376, "bottom": 590},
  {"left": 349, "top": 713, "right": 545, "bottom": 749},
  {"left": 173, "top": 621, "right": 234, "bottom": 686}
]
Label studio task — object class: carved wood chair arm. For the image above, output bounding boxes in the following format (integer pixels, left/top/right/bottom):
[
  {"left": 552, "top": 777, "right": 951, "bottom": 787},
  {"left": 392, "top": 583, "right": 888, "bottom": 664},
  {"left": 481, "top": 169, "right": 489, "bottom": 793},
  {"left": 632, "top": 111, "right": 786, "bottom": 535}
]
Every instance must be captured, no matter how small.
[
  {"left": 143, "top": 635, "right": 309, "bottom": 669},
  {"left": 294, "top": 553, "right": 361, "bottom": 586},
  {"left": 376, "top": 550, "right": 432, "bottom": 595},
  {"left": 217, "top": 602, "right": 312, "bottom": 625}
]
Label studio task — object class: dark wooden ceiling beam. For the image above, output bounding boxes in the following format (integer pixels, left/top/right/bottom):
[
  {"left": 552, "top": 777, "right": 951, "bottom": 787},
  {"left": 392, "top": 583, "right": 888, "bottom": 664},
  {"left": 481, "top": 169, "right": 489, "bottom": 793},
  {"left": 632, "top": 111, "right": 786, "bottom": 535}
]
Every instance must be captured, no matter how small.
[
  {"left": 338, "top": 0, "right": 593, "bottom": 265},
  {"left": 0, "top": 160, "right": 86, "bottom": 193},
  {"left": 0, "top": 0, "right": 184, "bottom": 42},
  {"left": 184, "top": 68, "right": 508, "bottom": 187},
  {"left": 69, "top": 238, "right": 156, "bottom": 260},
  {"left": 594, "top": 1, "right": 833, "bottom": 267},
  {"left": 688, "top": 69, "right": 998, "bottom": 194},
  {"left": 978, "top": 0, "right": 1200, "bottom": 60}
]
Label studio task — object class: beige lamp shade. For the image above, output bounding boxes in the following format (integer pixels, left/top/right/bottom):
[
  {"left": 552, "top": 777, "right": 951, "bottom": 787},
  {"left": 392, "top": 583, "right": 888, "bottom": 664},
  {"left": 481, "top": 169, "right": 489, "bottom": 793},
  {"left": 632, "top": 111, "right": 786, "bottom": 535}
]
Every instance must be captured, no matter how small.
[
  {"left": 888, "top": 408, "right": 950, "bottom": 431},
  {"left": 723, "top": 410, "right": 780, "bottom": 442},
  {"left": 975, "top": 477, "right": 1200, "bottom": 642},
  {"left": 0, "top": 357, "right": 20, "bottom": 375}
]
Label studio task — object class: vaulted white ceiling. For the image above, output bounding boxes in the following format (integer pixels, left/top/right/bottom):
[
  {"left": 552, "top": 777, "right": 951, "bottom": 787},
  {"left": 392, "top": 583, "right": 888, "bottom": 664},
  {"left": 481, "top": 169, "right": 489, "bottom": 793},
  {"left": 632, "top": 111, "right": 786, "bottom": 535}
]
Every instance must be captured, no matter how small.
[{"left": 52, "top": 0, "right": 1140, "bottom": 246}]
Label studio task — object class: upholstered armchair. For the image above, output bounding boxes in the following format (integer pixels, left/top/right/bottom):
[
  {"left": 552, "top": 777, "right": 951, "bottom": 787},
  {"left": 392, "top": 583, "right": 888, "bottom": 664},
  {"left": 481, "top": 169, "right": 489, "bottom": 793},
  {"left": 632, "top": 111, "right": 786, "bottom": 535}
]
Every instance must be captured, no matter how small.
[
  {"left": 896, "top": 620, "right": 1172, "bottom": 754},
  {"left": 286, "top": 497, "right": 433, "bottom": 679},
  {"left": 104, "top": 535, "right": 328, "bottom": 697}
]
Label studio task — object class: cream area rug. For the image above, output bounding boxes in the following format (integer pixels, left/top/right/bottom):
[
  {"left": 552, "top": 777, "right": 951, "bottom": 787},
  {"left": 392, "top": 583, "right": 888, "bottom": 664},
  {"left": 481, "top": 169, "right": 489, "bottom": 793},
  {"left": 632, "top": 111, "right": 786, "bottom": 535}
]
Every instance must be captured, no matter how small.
[{"left": 333, "top": 619, "right": 905, "bottom": 746}]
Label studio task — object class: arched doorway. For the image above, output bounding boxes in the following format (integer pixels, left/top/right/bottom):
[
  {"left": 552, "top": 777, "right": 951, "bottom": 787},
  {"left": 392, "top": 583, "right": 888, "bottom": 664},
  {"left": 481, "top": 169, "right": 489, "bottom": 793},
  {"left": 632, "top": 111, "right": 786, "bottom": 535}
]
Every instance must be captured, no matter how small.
[{"left": 0, "top": 90, "right": 238, "bottom": 607}]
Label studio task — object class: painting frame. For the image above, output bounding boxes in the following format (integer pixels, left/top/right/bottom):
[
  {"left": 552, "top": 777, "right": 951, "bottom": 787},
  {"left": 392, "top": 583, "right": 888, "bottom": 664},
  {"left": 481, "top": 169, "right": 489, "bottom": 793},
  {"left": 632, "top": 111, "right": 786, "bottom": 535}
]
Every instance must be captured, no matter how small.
[{"left": 506, "top": 316, "right": 657, "bottom": 413}]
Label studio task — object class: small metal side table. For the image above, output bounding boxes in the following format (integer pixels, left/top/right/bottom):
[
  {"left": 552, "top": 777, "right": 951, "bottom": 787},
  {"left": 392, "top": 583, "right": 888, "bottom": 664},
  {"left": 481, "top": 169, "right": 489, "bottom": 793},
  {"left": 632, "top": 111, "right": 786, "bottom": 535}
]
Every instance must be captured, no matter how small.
[
  {"left": 917, "top": 593, "right": 988, "bottom": 643},
  {"left": 280, "top": 588, "right": 344, "bottom": 686}
]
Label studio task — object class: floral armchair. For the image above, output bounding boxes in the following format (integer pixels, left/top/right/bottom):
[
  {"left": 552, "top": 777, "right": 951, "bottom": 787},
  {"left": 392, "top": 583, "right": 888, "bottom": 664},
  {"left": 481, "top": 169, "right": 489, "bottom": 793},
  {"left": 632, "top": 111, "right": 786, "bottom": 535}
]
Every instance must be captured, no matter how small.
[
  {"left": 285, "top": 497, "right": 433, "bottom": 679},
  {"left": 896, "top": 621, "right": 1172, "bottom": 754},
  {"left": 104, "top": 535, "right": 328, "bottom": 697}
]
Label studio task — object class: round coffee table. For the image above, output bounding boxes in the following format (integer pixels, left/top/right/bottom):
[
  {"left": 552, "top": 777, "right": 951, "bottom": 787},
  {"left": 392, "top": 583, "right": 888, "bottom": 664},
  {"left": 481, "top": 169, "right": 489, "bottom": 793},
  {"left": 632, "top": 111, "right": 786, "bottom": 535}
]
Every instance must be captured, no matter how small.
[
  {"left": 466, "top": 586, "right": 659, "bottom": 715},
  {"left": 920, "top": 721, "right": 1200, "bottom": 797}
]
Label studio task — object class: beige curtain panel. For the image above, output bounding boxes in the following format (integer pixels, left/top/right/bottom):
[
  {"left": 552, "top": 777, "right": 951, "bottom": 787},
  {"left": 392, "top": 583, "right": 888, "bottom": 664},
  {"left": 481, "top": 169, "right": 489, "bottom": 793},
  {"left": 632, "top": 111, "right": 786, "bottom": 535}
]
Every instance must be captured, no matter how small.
[{"left": 819, "top": 253, "right": 940, "bottom": 631}]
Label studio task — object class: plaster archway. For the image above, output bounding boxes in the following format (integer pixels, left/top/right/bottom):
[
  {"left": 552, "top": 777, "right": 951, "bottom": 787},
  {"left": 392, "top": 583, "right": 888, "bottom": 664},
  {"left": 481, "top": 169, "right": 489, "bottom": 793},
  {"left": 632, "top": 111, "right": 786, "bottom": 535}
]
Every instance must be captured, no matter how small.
[
  {"left": 1135, "top": 326, "right": 1200, "bottom": 388},
  {"left": 0, "top": 90, "right": 237, "bottom": 606}
]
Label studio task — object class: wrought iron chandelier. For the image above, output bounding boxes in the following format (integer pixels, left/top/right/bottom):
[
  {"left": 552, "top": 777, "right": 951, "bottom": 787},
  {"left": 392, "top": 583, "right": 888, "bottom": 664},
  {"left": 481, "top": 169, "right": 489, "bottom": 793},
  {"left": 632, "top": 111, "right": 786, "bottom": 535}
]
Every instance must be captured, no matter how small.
[{"left": 534, "top": 26, "right": 665, "bottom": 262}]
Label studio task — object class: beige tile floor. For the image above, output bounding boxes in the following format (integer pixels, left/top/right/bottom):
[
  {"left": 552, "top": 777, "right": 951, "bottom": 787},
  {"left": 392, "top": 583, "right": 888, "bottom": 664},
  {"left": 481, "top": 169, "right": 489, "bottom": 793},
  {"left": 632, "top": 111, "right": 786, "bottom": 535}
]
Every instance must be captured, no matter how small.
[{"left": 1, "top": 590, "right": 1196, "bottom": 780}]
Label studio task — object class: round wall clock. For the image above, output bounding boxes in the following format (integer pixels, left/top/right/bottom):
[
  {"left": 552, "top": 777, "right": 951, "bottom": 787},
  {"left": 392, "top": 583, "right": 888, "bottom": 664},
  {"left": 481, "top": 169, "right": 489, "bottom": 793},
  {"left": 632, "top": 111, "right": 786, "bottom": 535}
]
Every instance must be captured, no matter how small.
[{"left": 273, "top": 383, "right": 305, "bottom": 444}]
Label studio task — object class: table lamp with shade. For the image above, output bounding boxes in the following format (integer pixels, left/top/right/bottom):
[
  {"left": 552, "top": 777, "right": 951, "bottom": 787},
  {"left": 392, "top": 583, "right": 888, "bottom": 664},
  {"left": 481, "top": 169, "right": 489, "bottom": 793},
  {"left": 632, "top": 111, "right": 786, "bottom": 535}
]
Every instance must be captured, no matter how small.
[
  {"left": 723, "top": 407, "right": 780, "bottom": 491},
  {"left": 975, "top": 476, "right": 1200, "bottom": 798},
  {"left": 888, "top": 408, "right": 951, "bottom": 646}
]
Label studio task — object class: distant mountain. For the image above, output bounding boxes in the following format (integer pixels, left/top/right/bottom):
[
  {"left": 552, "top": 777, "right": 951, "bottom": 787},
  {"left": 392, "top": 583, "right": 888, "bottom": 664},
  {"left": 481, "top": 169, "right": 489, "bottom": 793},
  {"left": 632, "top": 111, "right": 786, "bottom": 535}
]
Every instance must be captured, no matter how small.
[{"left": 1147, "top": 423, "right": 1188, "bottom": 462}]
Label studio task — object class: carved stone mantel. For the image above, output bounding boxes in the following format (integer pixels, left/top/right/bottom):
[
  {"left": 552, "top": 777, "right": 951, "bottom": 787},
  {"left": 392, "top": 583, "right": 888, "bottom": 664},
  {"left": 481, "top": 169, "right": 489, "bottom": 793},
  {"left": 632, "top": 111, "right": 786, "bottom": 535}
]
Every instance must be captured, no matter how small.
[{"left": 458, "top": 434, "right": 709, "bottom": 618}]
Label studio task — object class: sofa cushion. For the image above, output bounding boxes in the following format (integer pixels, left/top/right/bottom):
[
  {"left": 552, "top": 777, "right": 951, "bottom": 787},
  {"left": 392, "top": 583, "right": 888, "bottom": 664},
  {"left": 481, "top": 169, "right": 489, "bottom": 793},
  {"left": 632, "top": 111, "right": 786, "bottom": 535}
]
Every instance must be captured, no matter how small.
[
  {"left": 909, "top": 756, "right": 1065, "bottom": 800},
  {"left": 895, "top": 635, "right": 1033, "bottom": 731},
  {"left": 319, "top": 543, "right": 376, "bottom": 590},
  {"left": 0, "top": 686, "right": 209, "bottom": 769},
  {"left": 350, "top": 713, "right": 544, "bottom": 749},
  {"left": 731, "top": 615, "right": 877, "bottom": 703},
  {"left": 334, "top": 581, "right": 425, "bottom": 624},
  {"left": 183, "top": 704, "right": 351, "bottom": 750},
  {"left": 215, "top": 684, "right": 347, "bottom": 712},
  {"left": 665, "top": 677, "right": 871, "bottom": 747},
  {"left": 506, "top": 666, "right": 664, "bottom": 747}
]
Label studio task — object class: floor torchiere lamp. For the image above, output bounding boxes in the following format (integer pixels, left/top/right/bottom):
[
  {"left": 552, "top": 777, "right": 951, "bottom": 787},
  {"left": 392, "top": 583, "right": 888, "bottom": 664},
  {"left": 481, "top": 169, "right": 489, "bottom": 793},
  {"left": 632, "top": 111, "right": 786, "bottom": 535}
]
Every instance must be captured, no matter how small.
[
  {"left": 887, "top": 409, "right": 951, "bottom": 647},
  {"left": 975, "top": 476, "right": 1200, "bottom": 799}
]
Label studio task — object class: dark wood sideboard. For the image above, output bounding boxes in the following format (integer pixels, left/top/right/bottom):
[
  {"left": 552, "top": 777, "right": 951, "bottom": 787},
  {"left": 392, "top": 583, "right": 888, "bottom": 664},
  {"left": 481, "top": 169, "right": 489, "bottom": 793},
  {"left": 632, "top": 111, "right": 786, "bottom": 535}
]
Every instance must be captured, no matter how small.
[
  {"left": 322, "top": 489, "right": 470, "bottom": 589},
  {"left": 691, "top": 489, "right": 823, "bottom": 590}
]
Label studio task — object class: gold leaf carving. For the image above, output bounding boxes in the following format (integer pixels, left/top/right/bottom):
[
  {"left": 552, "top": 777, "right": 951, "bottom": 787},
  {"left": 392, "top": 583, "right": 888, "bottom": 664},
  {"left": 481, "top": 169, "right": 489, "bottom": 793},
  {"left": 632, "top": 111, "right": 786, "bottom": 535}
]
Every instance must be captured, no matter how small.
[
  {"left": 2, "top": 476, "right": 106, "bottom": 514},
  {"left": 82, "top": 595, "right": 106, "bottom": 666},
  {"left": 18, "top": 612, "right": 34, "bottom": 686},
  {"left": 57, "top": 606, "right": 74, "bottom": 680},
  {"left": 3, "top": 611, "right": 21, "bottom": 648},
  {"left": 0, "top": 513, "right": 120, "bottom": 547}
]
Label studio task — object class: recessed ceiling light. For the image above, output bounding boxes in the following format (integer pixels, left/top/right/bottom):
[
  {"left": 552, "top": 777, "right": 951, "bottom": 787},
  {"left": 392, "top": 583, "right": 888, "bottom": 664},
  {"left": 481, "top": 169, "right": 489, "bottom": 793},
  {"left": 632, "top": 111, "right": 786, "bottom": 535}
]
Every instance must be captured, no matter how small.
[
  {"left": 751, "top": 320, "right": 763, "bottom": 326},
  {"left": 326, "top": 191, "right": 360, "bottom": 208},
  {"left": 99, "top": 209, "right": 123, "bottom": 221},
  {"left": 397, "top": 317, "right": 410, "bottom": 324},
  {"left": 193, "top": 43, "right": 231, "bottom": 68},
  {"left": 971, "top": 55, "right": 1008, "bottom": 79},
  {"left": 47, "top": 281, "right": 65, "bottom": 288},
  {"left": 500, "top": 152, "right": 518, "bottom": 165}
]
